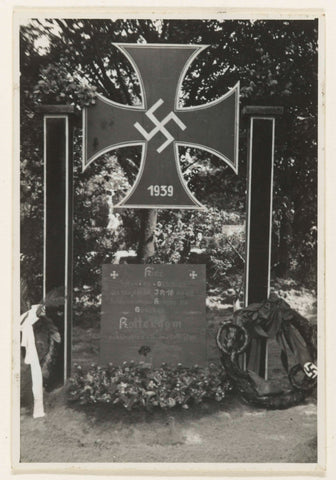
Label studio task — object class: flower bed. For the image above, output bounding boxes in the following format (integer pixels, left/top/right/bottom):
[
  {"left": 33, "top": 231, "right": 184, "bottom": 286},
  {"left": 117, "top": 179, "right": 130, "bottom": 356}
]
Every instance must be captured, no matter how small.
[{"left": 68, "top": 362, "right": 231, "bottom": 410}]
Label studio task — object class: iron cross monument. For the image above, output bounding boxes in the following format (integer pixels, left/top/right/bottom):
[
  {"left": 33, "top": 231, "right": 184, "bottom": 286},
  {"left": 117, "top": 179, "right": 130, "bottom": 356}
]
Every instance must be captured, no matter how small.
[
  {"left": 41, "top": 42, "right": 279, "bottom": 379},
  {"left": 83, "top": 43, "right": 239, "bottom": 208}
]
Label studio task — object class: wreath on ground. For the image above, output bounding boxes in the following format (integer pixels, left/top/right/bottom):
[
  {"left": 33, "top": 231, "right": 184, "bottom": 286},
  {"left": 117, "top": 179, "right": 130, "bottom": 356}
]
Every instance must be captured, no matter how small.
[{"left": 216, "top": 294, "right": 317, "bottom": 409}]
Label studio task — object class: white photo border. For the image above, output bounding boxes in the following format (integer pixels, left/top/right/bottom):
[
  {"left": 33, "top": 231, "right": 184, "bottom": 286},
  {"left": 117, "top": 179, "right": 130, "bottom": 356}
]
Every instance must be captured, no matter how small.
[{"left": 9, "top": 4, "right": 329, "bottom": 478}]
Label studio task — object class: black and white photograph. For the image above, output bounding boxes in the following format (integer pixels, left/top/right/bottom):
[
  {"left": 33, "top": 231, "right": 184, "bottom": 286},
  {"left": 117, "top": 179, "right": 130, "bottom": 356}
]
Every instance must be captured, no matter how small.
[{"left": 13, "top": 9, "right": 325, "bottom": 472}]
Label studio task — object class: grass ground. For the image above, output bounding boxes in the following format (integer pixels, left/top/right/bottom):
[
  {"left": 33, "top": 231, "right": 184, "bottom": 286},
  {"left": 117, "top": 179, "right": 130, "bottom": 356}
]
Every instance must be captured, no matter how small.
[{"left": 20, "top": 391, "right": 317, "bottom": 463}]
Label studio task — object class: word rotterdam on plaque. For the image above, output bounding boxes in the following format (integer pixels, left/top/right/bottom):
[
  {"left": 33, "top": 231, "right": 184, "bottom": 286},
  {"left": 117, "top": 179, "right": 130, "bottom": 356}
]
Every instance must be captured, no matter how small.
[{"left": 101, "top": 265, "right": 206, "bottom": 367}]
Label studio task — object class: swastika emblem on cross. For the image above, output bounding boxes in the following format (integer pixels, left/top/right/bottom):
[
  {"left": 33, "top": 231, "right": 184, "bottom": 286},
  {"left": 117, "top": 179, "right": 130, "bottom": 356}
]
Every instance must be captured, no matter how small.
[
  {"left": 83, "top": 43, "right": 239, "bottom": 209},
  {"left": 134, "top": 99, "right": 187, "bottom": 153}
]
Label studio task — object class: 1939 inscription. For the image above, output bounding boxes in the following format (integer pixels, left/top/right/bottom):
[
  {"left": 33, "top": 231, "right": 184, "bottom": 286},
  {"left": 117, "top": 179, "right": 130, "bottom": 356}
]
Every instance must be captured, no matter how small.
[{"left": 100, "top": 264, "right": 206, "bottom": 367}]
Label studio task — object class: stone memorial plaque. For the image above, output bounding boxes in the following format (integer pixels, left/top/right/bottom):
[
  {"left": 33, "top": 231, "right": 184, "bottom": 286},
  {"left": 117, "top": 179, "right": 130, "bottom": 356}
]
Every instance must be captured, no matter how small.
[{"left": 101, "top": 264, "right": 206, "bottom": 366}]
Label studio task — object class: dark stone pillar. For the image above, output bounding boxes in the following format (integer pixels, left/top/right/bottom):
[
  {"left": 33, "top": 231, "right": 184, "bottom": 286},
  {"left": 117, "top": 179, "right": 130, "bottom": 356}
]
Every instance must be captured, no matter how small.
[
  {"left": 39, "top": 105, "right": 74, "bottom": 383},
  {"left": 243, "top": 106, "right": 283, "bottom": 378}
]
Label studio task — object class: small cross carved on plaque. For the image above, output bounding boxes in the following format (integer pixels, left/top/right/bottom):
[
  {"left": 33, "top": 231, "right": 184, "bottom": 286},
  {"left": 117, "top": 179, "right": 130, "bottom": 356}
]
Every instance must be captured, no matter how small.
[
  {"left": 189, "top": 271, "right": 198, "bottom": 279},
  {"left": 110, "top": 271, "right": 119, "bottom": 279}
]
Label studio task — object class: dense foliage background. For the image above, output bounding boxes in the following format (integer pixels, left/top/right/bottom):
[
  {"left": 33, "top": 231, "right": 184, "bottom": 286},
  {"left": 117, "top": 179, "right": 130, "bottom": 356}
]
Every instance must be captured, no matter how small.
[{"left": 20, "top": 19, "right": 318, "bottom": 309}]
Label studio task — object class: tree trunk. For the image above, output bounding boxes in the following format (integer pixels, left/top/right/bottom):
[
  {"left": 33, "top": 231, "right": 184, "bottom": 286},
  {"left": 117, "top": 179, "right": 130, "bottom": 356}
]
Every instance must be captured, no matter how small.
[{"left": 137, "top": 209, "right": 157, "bottom": 263}]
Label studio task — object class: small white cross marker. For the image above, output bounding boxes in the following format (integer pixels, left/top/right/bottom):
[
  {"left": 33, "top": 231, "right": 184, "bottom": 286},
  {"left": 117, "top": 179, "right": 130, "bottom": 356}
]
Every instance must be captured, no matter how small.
[
  {"left": 110, "top": 271, "right": 119, "bottom": 279},
  {"left": 189, "top": 271, "right": 198, "bottom": 279}
]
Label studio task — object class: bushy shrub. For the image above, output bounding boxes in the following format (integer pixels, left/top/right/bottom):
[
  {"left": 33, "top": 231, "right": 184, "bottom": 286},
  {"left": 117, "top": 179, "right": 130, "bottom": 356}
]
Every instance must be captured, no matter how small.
[
  {"left": 68, "top": 362, "right": 231, "bottom": 410},
  {"left": 291, "top": 225, "right": 317, "bottom": 287},
  {"left": 149, "top": 209, "right": 245, "bottom": 290},
  {"left": 205, "top": 232, "right": 245, "bottom": 290}
]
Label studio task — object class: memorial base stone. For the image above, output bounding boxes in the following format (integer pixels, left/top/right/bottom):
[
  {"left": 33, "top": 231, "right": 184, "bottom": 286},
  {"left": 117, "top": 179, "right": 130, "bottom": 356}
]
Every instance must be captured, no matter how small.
[{"left": 101, "top": 264, "right": 206, "bottom": 367}]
